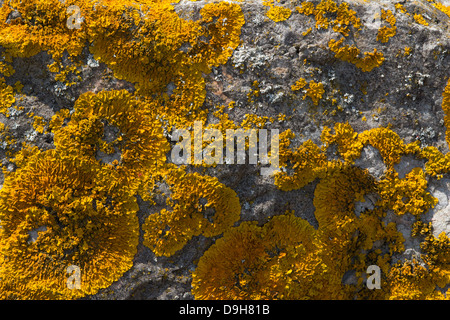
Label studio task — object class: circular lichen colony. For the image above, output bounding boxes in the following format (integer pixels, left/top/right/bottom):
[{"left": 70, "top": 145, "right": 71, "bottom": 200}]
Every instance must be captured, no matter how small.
[
  {"left": 0, "top": 150, "right": 139, "bottom": 299},
  {"left": 143, "top": 168, "right": 241, "bottom": 257},
  {"left": 52, "top": 90, "right": 170, "bottom": 184},
  {"left": 191, "top": 213, "right": 334, "bottom": 300}
]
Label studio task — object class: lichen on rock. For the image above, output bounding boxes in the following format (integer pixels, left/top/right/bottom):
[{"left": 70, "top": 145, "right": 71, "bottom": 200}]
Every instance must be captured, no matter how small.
[{"left": 2, "top": 0, "right": 450, "bottom": 301}]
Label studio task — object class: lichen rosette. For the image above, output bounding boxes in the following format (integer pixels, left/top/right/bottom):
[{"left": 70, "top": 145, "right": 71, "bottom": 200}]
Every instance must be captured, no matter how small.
[{"left": 0, "top": 150, "right": 139, "bottom": 299}]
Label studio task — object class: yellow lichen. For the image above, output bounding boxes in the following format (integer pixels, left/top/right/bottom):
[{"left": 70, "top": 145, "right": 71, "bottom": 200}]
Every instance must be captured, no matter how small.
[
  {"left": 433, "top": 2, "right": 450, "bottom": 18},
  {"left": 266, "top": 5, "right": 292, "bottom": 22},
  {"left": 32, "top": 116, "right": 47, "bottom": 134},
  {"left": 328, "top": 38, "right": 385, "bottom": 72},
  {"left": 296, "top": 0, "right": 385, "bottom": 71},
  {"left": 269, "top": 120, "right": 450, "bottom": 299},
  {"left": 292, "top": 78, "right": 325, "bottom": 105},
  {"left": 0, "top": 77, "right": 15, "bottom": 117},
  {"left": 303, "top": 80, "right": 325, "bottom": 106},
  {"left": 0, "top": 0, "right": 245, "bottom": 129},
  {"left": 54, "top": 90, "right": 168, "bottom": 171},
  {"left": 377, "top": 9, "right": 397, "bottom": 43},
  {"left": 247, "top": 80, "right": 261, "bottom": 104},
  {"left": 404, "top": 46, "right": 412, "bottom": 56},
  {"left": 192, "top": 213, "right": 334, "bottom": 300},
  {"left": 142, "top": 168, "right": 241, "bottom": 257},
  {"left": 395, "top": 3, "right": 408, "bottom": 15},
  {"left": 0, "top": 150, "right": 139, "bottom": 299},
  {"left": 441, "top": 79, "right": 450, "bottom": 146},
  {"left": 321, "top": 122, "right": 364, "bottom": 163},
  {"left": 0, "top": 0, "right": 247, "bottom": 300},
  {"left": 291, "top": 77, "right": 307, "bottom": 92},
  {"left": 413, "top": 13, "right": 429, "bottom": 26},
  {"left": 377, "top": 167, "right": 438, "bottom": 217},
  {"left": 193, "top": 155, "right": 411, "bottom": 299},
  {"left": 2, "top": 0, "right": 450, "bottom": 301},
  {"left": 296, "top": 0, "right": 360, "bottom": 35},
  {"left": 302, "top": 27, "right": 312, "bottom": 36},
  {"left": 274, "top": 139, "right": 328, "bottom": 192}
]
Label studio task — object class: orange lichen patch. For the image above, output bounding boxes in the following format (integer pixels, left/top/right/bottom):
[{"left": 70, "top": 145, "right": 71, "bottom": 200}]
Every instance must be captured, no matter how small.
[
  {"left": 0, "top": 0, "right": 87, "bottom": 85},
  {"left": 383, "top": 221, "right": 450, "bottom": 300},
  {"left": 207, "top": 104, "right": 239, "bottom": 134},
  {"left": 328, "top": 125, "right": 439, "bottom": 219},
  {"left": 296, "top": 0, "right": 361, "bottom": 35},
  {"left": 374, "top": 222, "right": 450, "bottom": 299},
  {"left": 312, "top": 165, "right": 405, "bottom": 298},
  {"left": 318, "top": 123, "right": 443, "bottom": 225},
  {"left": 275, "top": 128, "right": 296, "bottom": 163},
  {"left": 240, "top": 113, "right": 274, "bottom": 129},
  {"left": 32, "top": 116, "right": 47, "bottom": 134},
  {"left": 321, "top": 122, "right": 364, "bottom": 163},
  {"left": 377, "top": 9, "right": 397, "bottom": 43},
  {"left": 313, "top": 165, "right": 373, "bottom": 236},
  {"left": 291, "top": 78, "right": 324, "bottom": 105},
  {"left": 84, "top": 2, "right": 196, "bottom": 123},
  {"left": 313, "top": 166, "right": 406, "bottom": 283},
  {"left": 377, "top": 167, "right": 438, "bottom": 216},
  {"left": 291, "top": 77, "right": 307, "bottom": 92},
  {"left": 0, "top": 77, "right": 15, "bottom": 116},
  {"left": 193, "top": 161, "right": 407, "bottom": 299},
  {"left": 199, "top": 2, "right": 246, "bottom": 67},
  {"left": 296, "top": 1, "right": 316, "bottom": 17},
  {"left": 266, "top": 5, "right": 292, "bottom": 22},
  {"left": 0, "top": 62, "right": 14, "bottom": 78},
  {"left": 0, "top": 23, "right": 46, "bottom": 59},
  {"left": 143, "top": 168, "right": 241, "bottom": 257},
  {"left": 358, "top": 127, "right": 412, "bottom": 169},
  {"left": 247, "top": 80, "right": 260, "bottom": 104},
  {"left": 0, "top": 150, "right": 139, "bottom": 299},
  {"left": 413, "top": 13, "right": 429, "bottom": 26},
  {"left": 386, "top": 260, "right": 445, "bottom": 300},
  {"left": 48, "top": 108, "right": 71, "bottom": 133},
  {"left": 269, "top": 121, "right": 450, "bottom": 299},
  {"left": 192, "top": 221, "right": 269, "bottom": 300},
  {"left": 328, "top": 38, "right": 385, "bottom": 72},
  {"left": 0, "top": 0, "right": 245, "bottom": 128},
  {"left": 270, "top": 118, "right": 450, "bottom": 298},
  {"left": 420, "top": 232, "right": 450, "bottom": 288},
  {"left": 295, "top": 0, "right": 382, "bottom": 72},
  {"left": 52, "top": 63, "right": 83, "bottom": 86},
  {"left": 441, "top": 79, "right": 450, "bottom": 146},
  {"left": 332, "top": 2, "right": 361, "bottom": 36},
  {"left": 274, "top": 139, "right": 329, "bottom": 192},
  {"left": 155, "top": 1, "right": 245, "bottom": 128},
  {"left": 404, "top": 46, "right": 412, "bottom": 56},
  {"left": 433, "top": 2, "right": 450, "bottom": 18},
  {"left": 276, "top": 122, "right": 365, "bottom": 193},
  {"left": 303, "top": 80, "right": 324, "bottom": 106},
  {"left": 191, "top": 213, "right": 333, "bottom": 300},
  {"left": 418, "top": 146, "right": 450, "bottom": 179},
  {"left": 302, "top": 27, "right": 312, "bottom": 36},
  {"left": 395, "top": 3, "right": 408, "bottom": 15},
  {"left": 52, "top": 90, "right": 169, "bottom": 189}
]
